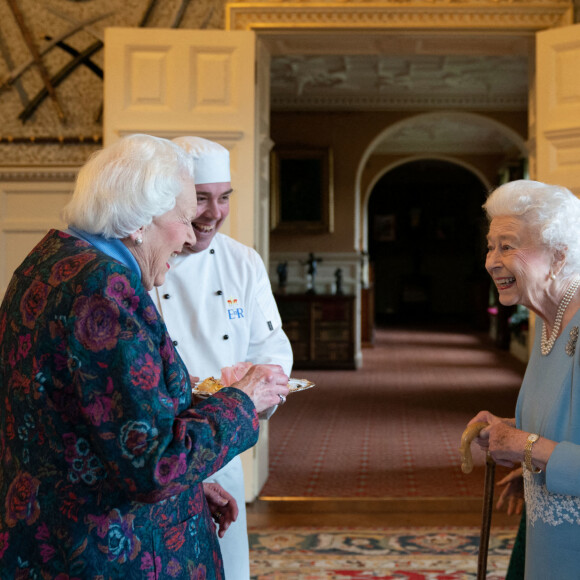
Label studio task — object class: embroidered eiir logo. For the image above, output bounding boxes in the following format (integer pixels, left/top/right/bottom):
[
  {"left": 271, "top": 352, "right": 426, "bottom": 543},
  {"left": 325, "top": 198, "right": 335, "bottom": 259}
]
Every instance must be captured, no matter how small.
[{"left": 226, "top": 297, "right": 244, "bottom": 320}]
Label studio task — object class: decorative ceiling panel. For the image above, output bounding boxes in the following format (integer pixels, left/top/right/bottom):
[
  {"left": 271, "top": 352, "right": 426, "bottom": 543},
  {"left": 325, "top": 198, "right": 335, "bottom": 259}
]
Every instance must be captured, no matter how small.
[
  {"left": 372, "top": 115, "right": 523, "bottom": 154},
  {"left": 271, "top": 54, "right": 529, "bottom": 111}
]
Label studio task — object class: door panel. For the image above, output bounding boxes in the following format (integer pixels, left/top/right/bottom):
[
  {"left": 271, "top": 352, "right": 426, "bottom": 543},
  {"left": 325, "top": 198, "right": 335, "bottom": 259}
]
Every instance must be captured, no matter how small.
[
  {"left": 104, "top": 28, "right": 271, "bottom": 501},
  {"left": 536, "top": 23, "right": 580, "bottom": 194},
  {"left": 104, "top": 28, "right": 258, "bottom": 249}
]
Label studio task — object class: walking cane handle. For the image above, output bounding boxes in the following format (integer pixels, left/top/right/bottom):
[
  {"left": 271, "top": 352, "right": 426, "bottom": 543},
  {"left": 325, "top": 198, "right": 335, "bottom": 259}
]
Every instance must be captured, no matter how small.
[{"left": 460, "top": 421, "right": 489, "bottom": 474}]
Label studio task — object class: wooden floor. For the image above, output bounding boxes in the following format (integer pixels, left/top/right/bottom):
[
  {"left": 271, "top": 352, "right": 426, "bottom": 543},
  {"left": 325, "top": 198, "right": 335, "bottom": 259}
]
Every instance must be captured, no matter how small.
[{"left": 247, "top": 498, "right": 521, "bottom": 528}]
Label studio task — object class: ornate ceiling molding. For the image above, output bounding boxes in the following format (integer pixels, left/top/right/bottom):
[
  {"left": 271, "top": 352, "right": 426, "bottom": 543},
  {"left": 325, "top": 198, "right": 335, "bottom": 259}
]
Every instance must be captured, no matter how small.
[
  {"left": 226, "top": 1, "right": 574, "bottom": 32},
  {"left": 0, "top": 166, "right": 79, "bottom": 182},
  {"left": 272, "top": 94, "right": 528, "bottom": 111},
  {"left": 115, "top": 129, "right": 245, "bottom": 142}
]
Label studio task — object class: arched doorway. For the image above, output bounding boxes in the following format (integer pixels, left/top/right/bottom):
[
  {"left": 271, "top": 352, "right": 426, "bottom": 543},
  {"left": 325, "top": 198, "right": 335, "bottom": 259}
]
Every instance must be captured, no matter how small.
[{"left": 368, "top": 159, "right": 489, "bottom": 327}]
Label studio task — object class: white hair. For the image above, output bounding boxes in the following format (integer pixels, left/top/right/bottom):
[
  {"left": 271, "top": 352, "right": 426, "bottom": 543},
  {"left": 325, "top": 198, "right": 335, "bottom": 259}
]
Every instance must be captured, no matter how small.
[
  {"left": 484, "top": 179, "right": 580, "bottom": 278},
  {"left": 62, "top": 134, "right": 195, "bottom": 238}
]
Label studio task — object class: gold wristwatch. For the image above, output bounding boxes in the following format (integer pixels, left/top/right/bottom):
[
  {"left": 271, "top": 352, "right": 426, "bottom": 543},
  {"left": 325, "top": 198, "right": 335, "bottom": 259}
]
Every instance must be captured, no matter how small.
[{"left": 524, "top": 433, "right": 542, "bottom": 473}]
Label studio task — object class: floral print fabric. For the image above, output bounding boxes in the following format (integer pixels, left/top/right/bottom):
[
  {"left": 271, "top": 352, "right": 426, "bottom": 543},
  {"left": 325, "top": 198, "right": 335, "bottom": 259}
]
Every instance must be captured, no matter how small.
[{"left": 0, "top": 230, "right": 259, "bottom": 579}]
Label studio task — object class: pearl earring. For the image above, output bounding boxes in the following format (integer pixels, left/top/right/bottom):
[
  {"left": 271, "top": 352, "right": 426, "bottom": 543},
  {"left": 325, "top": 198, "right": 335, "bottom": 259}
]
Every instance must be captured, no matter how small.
[
  {"left": 550, "top": 273, "right": 556, "bottom": 281},
  {"left": 135, "top": 238, "right": 143, "bottom": 246}
]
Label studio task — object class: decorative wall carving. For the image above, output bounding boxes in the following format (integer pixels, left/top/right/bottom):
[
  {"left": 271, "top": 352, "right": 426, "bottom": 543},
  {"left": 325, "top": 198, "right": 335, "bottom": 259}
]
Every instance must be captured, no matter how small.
[
  {"left": 0, "top": 0, "right": 223, "bottom": 165},
  {"left": 0, "top": 166, "right": 78, "bottom": 182}
]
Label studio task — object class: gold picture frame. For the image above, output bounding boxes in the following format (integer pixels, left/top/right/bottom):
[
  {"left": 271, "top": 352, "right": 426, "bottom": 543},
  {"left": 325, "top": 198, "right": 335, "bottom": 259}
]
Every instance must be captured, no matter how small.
[{"left": 270, "top": 147, "right": 334, "bottom": 234}]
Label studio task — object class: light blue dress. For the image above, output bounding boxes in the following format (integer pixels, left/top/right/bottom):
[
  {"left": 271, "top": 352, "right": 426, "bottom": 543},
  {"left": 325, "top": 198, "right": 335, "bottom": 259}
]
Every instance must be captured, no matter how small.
[{"left": 516, "top": 308, "right": 580, "bottom": 579}]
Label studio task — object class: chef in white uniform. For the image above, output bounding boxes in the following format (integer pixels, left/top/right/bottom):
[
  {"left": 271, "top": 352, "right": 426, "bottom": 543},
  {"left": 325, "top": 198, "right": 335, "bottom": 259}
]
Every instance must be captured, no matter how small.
[{"left": 151, "top": 137, "right": 293, "bottom": 580}]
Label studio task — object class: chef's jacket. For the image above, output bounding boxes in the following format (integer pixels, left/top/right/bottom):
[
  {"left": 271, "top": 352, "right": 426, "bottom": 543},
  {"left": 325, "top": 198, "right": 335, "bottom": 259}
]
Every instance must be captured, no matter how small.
[{"left": 152, "top": 233, "right": 292, "bottom": 379}]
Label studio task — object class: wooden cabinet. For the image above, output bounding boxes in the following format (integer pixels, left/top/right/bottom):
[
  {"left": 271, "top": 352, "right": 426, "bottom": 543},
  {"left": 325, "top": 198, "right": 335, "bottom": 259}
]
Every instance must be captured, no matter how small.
[{"left": 276, "top": 293, "right": 356, "bottom": 369}]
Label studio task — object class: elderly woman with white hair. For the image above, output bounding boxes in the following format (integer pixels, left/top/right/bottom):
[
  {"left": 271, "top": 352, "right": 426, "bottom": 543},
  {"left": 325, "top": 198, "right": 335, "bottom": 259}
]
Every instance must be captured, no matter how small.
[
  {"left": 0, "top": 133, "right": 288, "bottom": 579},
  {"left": 466, "top": 179, "right": 580, "bottom": 579}
]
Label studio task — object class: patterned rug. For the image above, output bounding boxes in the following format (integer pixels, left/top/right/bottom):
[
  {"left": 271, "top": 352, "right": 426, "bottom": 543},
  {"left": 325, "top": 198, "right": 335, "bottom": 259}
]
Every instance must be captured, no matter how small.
[{"left": 249, "top": 526, "right": 516, "bottom": 579}]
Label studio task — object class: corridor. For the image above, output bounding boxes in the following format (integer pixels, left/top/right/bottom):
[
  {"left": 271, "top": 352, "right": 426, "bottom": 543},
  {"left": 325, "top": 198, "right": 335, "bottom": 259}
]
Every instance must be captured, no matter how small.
[{"left": 260, "top": 324, "right": 525, "bottom": 503}]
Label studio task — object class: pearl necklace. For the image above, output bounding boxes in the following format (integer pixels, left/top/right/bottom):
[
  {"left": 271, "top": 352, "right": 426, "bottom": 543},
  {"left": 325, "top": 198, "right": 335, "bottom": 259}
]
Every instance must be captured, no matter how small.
[{"left": 541, "top": 275, "right": 580, "bottom": 356}]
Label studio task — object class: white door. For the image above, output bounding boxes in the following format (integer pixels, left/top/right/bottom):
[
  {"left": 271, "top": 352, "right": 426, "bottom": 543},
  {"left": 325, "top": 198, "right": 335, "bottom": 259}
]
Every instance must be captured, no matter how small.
[
  {"left": 525, "top": 23, "right": 580, "bottom": 346},
  {"left": 104, "top": 27, "right": 271, "bottom": 502},
  {"left": 104, "top": 28, "right": 262, "bottom": 250},
  {"left": 536, "top": 23, "right": 580, "bottom": 195}
]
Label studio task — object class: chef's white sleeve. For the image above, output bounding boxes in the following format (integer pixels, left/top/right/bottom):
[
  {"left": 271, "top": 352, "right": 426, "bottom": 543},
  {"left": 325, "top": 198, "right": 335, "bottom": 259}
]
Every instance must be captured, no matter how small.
[{"left": 246, "top": 260, "right": 293, "bottom": 377}]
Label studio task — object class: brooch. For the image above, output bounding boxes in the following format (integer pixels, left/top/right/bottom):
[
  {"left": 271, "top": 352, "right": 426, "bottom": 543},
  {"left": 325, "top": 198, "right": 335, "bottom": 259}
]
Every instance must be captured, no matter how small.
[{"left": 566, "top": 326, "right": 579, "bottom": 357}]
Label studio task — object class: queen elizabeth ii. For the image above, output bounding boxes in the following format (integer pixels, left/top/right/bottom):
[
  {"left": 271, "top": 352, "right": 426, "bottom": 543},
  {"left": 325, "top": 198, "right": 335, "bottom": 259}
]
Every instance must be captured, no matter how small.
[{"left": 466, "top": 179, "right": 580, "bottom": 580}]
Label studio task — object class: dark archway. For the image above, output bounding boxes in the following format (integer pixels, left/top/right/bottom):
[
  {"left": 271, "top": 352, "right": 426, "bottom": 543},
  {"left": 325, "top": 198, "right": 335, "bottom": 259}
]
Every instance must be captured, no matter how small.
[{"left": 368, "top": 159, "right": 490, "bottom": 328}]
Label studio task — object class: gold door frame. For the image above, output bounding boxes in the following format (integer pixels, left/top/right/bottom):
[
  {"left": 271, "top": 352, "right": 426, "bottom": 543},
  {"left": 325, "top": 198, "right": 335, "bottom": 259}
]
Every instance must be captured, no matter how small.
[{"left": 226, "top": 1, "right": 573, "bottom": 33}]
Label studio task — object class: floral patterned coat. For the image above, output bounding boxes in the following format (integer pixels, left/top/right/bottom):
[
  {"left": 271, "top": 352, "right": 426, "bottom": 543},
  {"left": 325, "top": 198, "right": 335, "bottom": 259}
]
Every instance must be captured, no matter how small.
[{"left": 0, "top": 230, "right": 259, "bottom": 579}]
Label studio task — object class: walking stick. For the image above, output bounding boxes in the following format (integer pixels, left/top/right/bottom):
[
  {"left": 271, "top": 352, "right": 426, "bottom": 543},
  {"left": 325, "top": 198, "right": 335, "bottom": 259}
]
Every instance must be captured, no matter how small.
[{"left": 460, "top": 422, "right": 495, "bottom": 580}]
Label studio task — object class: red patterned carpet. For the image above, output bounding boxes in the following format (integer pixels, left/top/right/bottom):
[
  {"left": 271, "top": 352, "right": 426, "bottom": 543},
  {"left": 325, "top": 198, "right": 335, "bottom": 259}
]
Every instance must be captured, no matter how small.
[
  {"left": 249, "top": 526, "right": 516, "bottom": 579},
  {"left": 261, "top": 325, "right": 526, "bottom": 498}
]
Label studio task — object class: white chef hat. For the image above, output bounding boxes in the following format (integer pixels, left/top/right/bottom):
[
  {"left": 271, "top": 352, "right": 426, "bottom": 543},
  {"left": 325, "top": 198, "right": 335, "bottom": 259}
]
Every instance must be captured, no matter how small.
[{"left": 172, "top": 136, "right": 231, "bottom": 185}]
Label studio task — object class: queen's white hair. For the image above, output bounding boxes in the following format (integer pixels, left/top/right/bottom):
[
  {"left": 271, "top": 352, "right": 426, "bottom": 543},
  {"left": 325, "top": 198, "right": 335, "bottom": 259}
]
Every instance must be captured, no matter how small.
[
  {"left": 62, "top": 134, "right": 195, "bottom": 239},
  {"left": 484, "top": 179, "right": 580, "bottom": 278}
]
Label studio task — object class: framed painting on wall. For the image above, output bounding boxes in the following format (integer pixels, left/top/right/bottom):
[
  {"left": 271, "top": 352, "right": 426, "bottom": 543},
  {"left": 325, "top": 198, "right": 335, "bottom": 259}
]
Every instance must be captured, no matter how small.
[
  {"left": 374, "top": 214, "right": 396, "bottom": 242},
  {"left": 270, "top": 147, "right": 334, "bottom": 233}
]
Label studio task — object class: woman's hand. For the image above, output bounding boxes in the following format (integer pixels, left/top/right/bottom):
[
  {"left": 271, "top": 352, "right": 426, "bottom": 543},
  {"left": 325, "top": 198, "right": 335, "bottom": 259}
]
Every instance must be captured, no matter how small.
[
  {"left": 467, "top": 411, "right": 524, "bottom": 468},
  {"left": 468, "top": 411, "right": 558, "bottom": 473},
  {"left": 203, "top": 482, "right": 238, "bottom": 539},
  {"left": 467, "top": 411, "right": 523, "bottom": 454},
  {"left": 496, "top": 467, "right": 524, "bottom": 516},
  {"left": 232, "top": 364, "right": 289, "bottom": 414}
]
